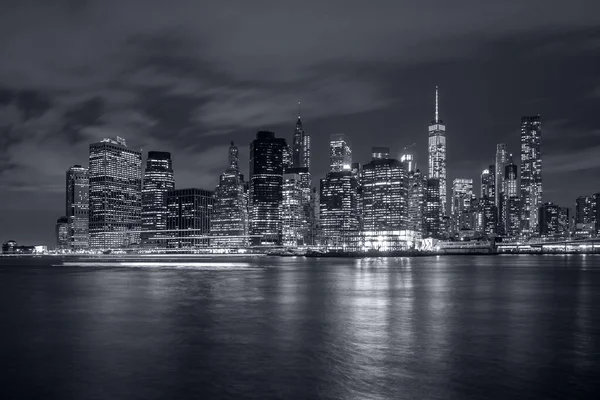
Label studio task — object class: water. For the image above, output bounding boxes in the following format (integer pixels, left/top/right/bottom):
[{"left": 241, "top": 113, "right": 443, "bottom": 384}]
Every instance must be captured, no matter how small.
[{"left": 1, "top": 255, "right": 599, "bottom": 399}]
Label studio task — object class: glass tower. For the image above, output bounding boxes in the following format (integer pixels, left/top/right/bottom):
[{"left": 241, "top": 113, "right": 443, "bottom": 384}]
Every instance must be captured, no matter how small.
[
  {"left": 66, "top": 165, "right": 89, "bottom": 249},
  {"left": 167, "top": 188, "right": 213, "bottom": 249},
  {"left": 520, "top": 115, "right": 542, "bottom": 237},
  {"left": 319, "top": 171, "right": 360, "bottom": 251},
  {"left": 89, "top": 137, "right": 142, "bottom": 249},
  {"left": 141, "top": 151, "right": 174, "bottom": 248},
  {"left": 329, "top": 134, "right": 352, "bottom": 172},
  {"left": 428, "top": 86, "right": 447, "bottom": 216}
]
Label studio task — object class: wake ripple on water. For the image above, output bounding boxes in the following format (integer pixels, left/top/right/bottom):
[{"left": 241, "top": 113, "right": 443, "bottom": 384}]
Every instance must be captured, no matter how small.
[{"left": 53, "top": 261, "right": 267, "bottom": 271}]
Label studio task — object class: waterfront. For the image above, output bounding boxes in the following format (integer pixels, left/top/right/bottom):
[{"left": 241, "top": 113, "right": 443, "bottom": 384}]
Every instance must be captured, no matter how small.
[{"left": 1, "top": 255, "right": 599, "bottom": 399}]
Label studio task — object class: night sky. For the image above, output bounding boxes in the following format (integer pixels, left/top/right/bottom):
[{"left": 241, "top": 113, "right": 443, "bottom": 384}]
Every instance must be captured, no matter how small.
[{"left": 1, "top": 1, "right": 599, "bottom": 245}]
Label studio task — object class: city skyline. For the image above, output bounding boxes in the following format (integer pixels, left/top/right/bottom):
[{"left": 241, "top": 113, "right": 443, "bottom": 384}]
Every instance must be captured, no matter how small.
[{"left": 1, "top": 1, "right": 600, "bottom": 244}]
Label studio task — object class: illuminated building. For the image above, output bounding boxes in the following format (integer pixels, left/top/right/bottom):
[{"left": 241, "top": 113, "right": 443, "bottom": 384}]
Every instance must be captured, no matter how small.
[
  {"left": 539, "top": 203, "right": 569, "bottom": 238},
  {"left": 503, "top": 154, "right": 520, "bottom": 237},
  {"left": 407, "top": 169, "right": 425, "bottom": 235},
  {"left": 281, "top": 171, "right": 307, "bottom": 247},
  {"left": 329, "top": 134, "right": 352, "bottom": 172},
  {"left": 167, "top": 188, "right": 213, "bottom": 249},
  {"left": 481, "top": 167, "right": 495, "bottom": 200},
  {"left": 55, "top": 216, "right": 70, "bottom": 250},
  {"left": 89, "top": 137, "right": 142, "bottom": 249},
  {"left": 361, "top": 148, "right": 410, "bottom": 250},
  {"left": 249, "top": 131, "right": 288, "bottom": 245},
  {"left": 141, "top": 151, "right": 174, "bottom": 248},
  {"left": 520, "top": 115, "right": 543, "bottom": 237},
  {"left": 401, "top": 153, "right": 415, "bottom": 173},
  {"left": 211, "top": 142, "right": 249, "bottom": 248},
  {"left": 451, "top": 178, "right": 474, "bottom": 237},
  {"left": 428, "top": 86, "right": 447, "bottom": 216},
  {"left": 495, "top": 144, "right": 508, "bottom": 220},
  {"left": 574, "top": 193, "right": 600, "bottom": 238},
  {"left": 424, "top": 178, "right": 441, "bottom": 238},
  {"left": 2, "top": 240, "right": 17, "bottom": 254},
  {"left": 290, "top": 113, "right": 312, "bottom": 245},
  {"left": 66, "top": 165, "right": 89, "bottom": 249},
  {"left": 292, "top": 107, "right": 310, "bottom": 170},
  {"left": 319, "top": 171, "right": 360, "bottom": 250}
]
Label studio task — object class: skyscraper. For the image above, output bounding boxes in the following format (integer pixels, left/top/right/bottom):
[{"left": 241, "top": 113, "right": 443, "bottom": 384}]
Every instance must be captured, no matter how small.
[
  {"left": 401, "top": 153, "right": 415, "bottom": 173},
  {"left": 503, "top": 154, "right": 520, "bottom": 237},
  {"left": 249, "top": 131, "right": 288, "bottom": 245},
  {"left": 424, "top": 178, "right": 441, "bottom": 239},
  {"left": 520, "top": 115, "right": 542, "bottom": 237},
  {"left": 167, "top": 188, "right": 213, "bottom": 249},
  {"left": 495, "top": 144, "right": 508, "bottom": 234},
  {"left": 212, "top": 142, "right": 249, "bottom": 248},
  {"left": 329, "top": 134, "right": 352, "bottom": 172},
  {"left": 281, "top": 172, "right": 306, "bottom": 247},
  {"left": 141, "top": 151, "right": 175, "bottom": 248},
  {"left": 55, "top": 216, "right": 70, "bottom": 250},
  {"left": 66, "top": 165, "right": 89, "bottom": 249},
  {"left": 361, "top": 148, "right": 411, "bottom": 250},
  {"left": 89, "top": 137, "right": 142, "bottom": 249},
  {"left": 406, "top": 169, "right": 425, "bottom": 235},
  {"left": 481, "top": 167, "right": 495, "bottom": 200},
  {"left": 451, "top": 178, "right": 474, "bottom": 237},
  {"left": 319, "top": 171, "right": 360, "bottom": 251},
  {"left": 292, "top": 106, "right": 310, "bottom": 170},
  {"left": 539, "top": 203, "right": 569, "bottom": 238},
  {"left": 428, "top": 86, "right": 447, "bottom": 216}
]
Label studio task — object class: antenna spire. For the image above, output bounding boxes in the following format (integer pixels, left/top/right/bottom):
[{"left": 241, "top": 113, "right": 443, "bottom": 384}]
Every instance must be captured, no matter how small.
[
  {"left": 435, "top": 86, "right": 439, "bottom": 123},
  {"left": 297, "top": 101, "right": 301, "bottom": 119}
]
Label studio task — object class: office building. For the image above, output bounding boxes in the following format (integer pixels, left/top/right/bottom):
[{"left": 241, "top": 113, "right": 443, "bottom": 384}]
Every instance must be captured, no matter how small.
[
  {"left": 503, "top": 154, "right": 520, "bottom": 237},
  {"left": 401, "top": 153, "right": 415, "bottom": 173},
  {"left": 292, "top": 108, "right": 310, "bottom": 170},
  {"left": 361, "top": 148, "right": 411, "bottom": 250},
  {"left": 167, "top": 188, "right": 213, "bottom": 249},
  {"left": 212, "top": 142, "right": 249, "bottom": 248},
  {"left": 249, "top": 131, "right": 288, "bottom": 245},
  {"left": 520, "top": 115, "right": 543, "bottom": 237},
  {"left": 319, "top": 171, "right": 360, "bottom": 250},
  {"left": 407, "top": 169, "right": 425, "bottom": 235},
  {"left": 481, "top": 166, "right": 495, "bottom": 200},
  {"left": 539, "top": 203, "right": 569, "bottom": 238},
  {"left": 55, "top": 216, "right": 70, "bottom": 250},
  {"left": 451, "top": 178, "right": 474, "bottom": 237},
  {"left": 428, "top": 86, "right": 447, "bottom": 215},
  {"left": 424, "top": 178, "right": 441, "bottom": 239},
  {"left": 141, "top": 151, "right": 175, "bottom": 248},
  {"left": 281, "top": 172, "right": 306, "bottom": 247},
  {"left": 329, "top": 134, "right": 352, "bottom": 172},
  {"left": 66, "top": 165, "right": 89, "bottom": 249},
  {"left": 89, "top": 137, "right": 142, "bottom": 249}
]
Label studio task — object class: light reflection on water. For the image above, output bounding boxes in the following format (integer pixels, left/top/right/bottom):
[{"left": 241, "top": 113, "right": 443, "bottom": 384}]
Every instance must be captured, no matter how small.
[{"left": 1, "top": 255, "right": 599, "bottom": 399}]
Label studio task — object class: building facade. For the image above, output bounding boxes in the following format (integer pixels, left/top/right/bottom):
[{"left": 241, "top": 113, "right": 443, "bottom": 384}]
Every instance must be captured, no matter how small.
[
  {"left": 167, "top": 188, "right": 213, "bottom": 249},
  {"left": 451, "top": 178, "right": 475, "bottom": 237},
  {"left": 88, "top": 137, "right": 142, "bottom": 249},
  {"left": 281, "top": 172, "right": 306, "bottom": 247},
  {"left": 428, "top": 87, "right": 447, "bottom": 216},
  {"left": 141, "top": 151, "right": 175, "bottom": 248},
  {"left": 66, "top": 165, "right": 89, "bottom": 250},
  {"left": 55, "top": 216, "right": 70, "bottom": 250},
  {"left": 407, "top": 169, "right": 425, "bottom": 236},
  {"left": 329, "top": 134, "right": 352, "bottom": 172},
  {"left": 539, "top": 203, "right": 569, "bottom": 238},
  {"left": 520, "top": 115, "right": 543, "bottom": 237},
  {"left": 249, "top": 131, "right": 288, "bottom": 245},
  {"left": 503, "top": 155, "right": 520, "bottom": 237},
  {"left": 319, "top": 171, "right": 361, "bottom": 250},
  {"left": 424, "top": 178, "right": 441, "bottom": 239},
  {"left": 211, "top": 142, "right": 249, "bottom": 248},
  {"left": 361, "top": 148, "right": 411, "bottom": 250}
]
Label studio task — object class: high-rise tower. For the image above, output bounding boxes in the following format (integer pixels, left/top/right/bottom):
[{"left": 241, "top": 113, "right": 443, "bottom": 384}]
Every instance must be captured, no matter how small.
[
  {"left": 428, "top": 86, "right": 447, "bottom": 216},
  {"left": 520, "top": 115, "right": 542, "bottom": 237},
  {"left": 141, "top": 151, "right": 175, "bottom": 248},
  {"left": 66, "top": 165, "right": 89, "bottom": 249},
  {"left": 292, "top": 103, "right": 310, "bottom": 170},
  {"left": 89, "top": 137, "right": 142, "bottom": 249}
]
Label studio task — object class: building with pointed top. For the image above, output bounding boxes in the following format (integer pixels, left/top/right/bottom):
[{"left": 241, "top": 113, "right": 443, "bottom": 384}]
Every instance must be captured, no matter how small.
[
  {"left": 428, "top": 86, "right": 447, "bottom": 217},
  {"left": 520, "top": 115, "right": 542, "bottom": 237}
]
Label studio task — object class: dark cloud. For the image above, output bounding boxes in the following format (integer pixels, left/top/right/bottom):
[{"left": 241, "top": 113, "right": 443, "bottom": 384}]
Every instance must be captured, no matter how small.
[{"left": 0, "top": 0, "right": 599, "bottom": 243}]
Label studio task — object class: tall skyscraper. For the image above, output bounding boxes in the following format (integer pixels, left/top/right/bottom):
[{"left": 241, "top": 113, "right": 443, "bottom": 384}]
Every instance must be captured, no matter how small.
[
  {"left": 141, "top": 151, "right": 175, "bottom": 248},
  {"left": 520, "top": 115, "right": 542, "bottom": 237},
  {"left": 249, "top": 131, "right": 288, "bottom": 245},
  {"left": 167, "top": 188, "right": 213, "bottom": 249},
  {"left": 329, "top": 134, "right": 352, "bottom": 172},
  {"left": 66, "top": 165, "right": 89, "bottom": 249},
  {"left": 451, "top": 178, "right": 474, "bottom": 236},
  {"left": 424, "top": 178, "right": 441, "bottom": 239},
  {"left": 428, "top": 86, "right": 447, "bottom": 215},
  {"left": 539, "top": 203, "right": 569, "bottom": 238},
  {"left": 481, "top": 167, "right": 495, "bottom": 200},
  {"left": 407, "top": 169, "right": 425, "bottom": 235},
  {"left": 503, "top": 154, "right": 520, "bottom": 237},
  {"left": 55, "top": 216, "right": 70, "bottom": 250},
  {"left": 292, "top": 106, "right": 310, "bottom": 170},
  {"left": 361, "top": 148, "right": 411, "bottom": 250},
  {"left": 89, "top": 137, "right": 142, "bottom": 249},
  {"left": 495, "top": 144, "right": 508, "bottom": 234},
  {"left": 401, "top": 153, "right": 415, "bottom": 173},
  {"left": 281, "top": 172, "right": 306, "bottom": 247},
  {"left": 212, "top": 142, "right": 249, "bottom": 248},
  {"left": 319, "top": 171, "right": 360, "bottom": 251}
]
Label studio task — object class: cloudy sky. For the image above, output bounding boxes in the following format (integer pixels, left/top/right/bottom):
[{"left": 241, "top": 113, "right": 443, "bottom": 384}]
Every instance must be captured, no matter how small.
[{"left": 1, "top": 0, "right": 600, "bottom": 244}]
